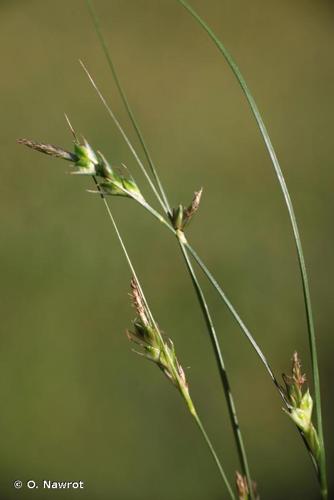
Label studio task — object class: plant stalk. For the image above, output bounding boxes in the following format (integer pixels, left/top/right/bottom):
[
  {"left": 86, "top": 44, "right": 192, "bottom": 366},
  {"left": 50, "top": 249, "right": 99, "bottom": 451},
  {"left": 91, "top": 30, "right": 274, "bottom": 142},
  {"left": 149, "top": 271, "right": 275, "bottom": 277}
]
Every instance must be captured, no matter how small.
[
  {"left": 193, "top": 411, "right": 236, "bottom": 500},
  {"left": 92, "top": 176, "right": 235, "bottom": 499},
  {"left": 135, "top": 195, "right": 287, "bottom": 404},
  {"left": 176, "top": 1, "right": 327, "bottom": 496},
  {"left": 80, "top": 61, "right": 167, "bottom": 214},
  {"left": 177, "top": 234, "right": 253, "bottom": 498},
  {"left": 81, "top": 33, "right": 254, "bottom": 493},
  {"left": 86, "top": 0, "right": 172, "bottom": 216},
  {"left": 79, "top": 55, "right": 283, "bottom": 408}
]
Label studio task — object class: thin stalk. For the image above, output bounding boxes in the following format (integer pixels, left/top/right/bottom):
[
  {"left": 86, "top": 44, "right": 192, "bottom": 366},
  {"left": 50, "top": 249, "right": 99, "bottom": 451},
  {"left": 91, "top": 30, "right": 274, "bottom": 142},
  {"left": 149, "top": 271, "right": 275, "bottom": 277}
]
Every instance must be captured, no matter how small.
[
  {"left": 79, "top": 44, "right": 280, "bottom": 404},
  {"left": 86, "top": 0, "right": 172, "bottom": 216},
  {"left": 80, "top": 61, "right": 167, "bottom": 214},
  {"left": 177, "top": 1, "right": 327, "bottom": 496},
  {"left": 178, "top": 236, "right": 253, "bottom": 497},
  {"left": 184, "top": 242, "right": 288, "bottom": 404},
  {"left": 81, "top": 79, "right": 286, "bottom": 410},
  {"left": 193, "top": 412, "right": 236, "bottom": 500},
  {"left": 112, "top": 188, "right": 319, "bottom": 474},
  {"left": 81, "top": 23, "right": 253, "bottom": 492},
  {"left": 92, "top": 176, "right": 235, "bottom": 499},
  {"left": 134, "top": 194, "right": 288, "bottom": 406},
  {"left": 81, "top": 58, "right": 254, "bottom": 490}
]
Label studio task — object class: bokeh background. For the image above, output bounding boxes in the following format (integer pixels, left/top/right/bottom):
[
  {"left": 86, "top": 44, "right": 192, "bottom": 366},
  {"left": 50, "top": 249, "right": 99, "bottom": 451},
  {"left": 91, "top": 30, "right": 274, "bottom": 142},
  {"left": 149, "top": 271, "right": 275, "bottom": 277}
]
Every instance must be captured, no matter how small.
[{"left": 0, "top": 0, "right": 333, "bottom": 498}]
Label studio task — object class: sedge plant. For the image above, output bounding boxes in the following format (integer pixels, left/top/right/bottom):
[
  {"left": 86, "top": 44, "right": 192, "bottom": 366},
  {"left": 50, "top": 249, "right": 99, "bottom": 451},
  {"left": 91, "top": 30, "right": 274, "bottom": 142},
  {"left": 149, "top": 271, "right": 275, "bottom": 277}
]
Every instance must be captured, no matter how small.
[
  {"left": 18, "top": 1, "right": 328, "bottom": 498},
  {"left": 175, "top": 1, "right": 327, "bottom": 497},
  {"left": 83, "top": 1, "right": 327, "bottom": 497},
  {"left": 18, "top": 129, "right": 320, "bottom": 498},
  {"left": 18, "top": 135, "right": 237, "bottom": 499}
]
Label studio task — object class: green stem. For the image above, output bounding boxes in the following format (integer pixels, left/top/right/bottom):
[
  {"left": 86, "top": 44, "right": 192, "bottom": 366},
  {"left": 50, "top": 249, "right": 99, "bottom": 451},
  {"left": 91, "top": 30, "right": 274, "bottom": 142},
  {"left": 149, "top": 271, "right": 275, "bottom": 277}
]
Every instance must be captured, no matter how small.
[
  {"left": 178, "top": 235, "right": 253, "bottom": 499},
  {"left": 81, "top": 52, "right": 253, "bottom": 489},
  {"left": 105, "top": 180, "right": 288, "bottom": 408},
  {"left": 92, "top": 176, "right": 233, "bottom": 498},
  {"left": 184, "top": 241, "right": 288, "bottom": 404},
  {"left": 91, "top": 177, "right": 150, "bottom": 317},
  {"left": 84, "top": 4, "right": 326, "bottom": 491},
  {"left": 177, "top": 1, "right": 326, "bottom": 495},
  {"left": 124, "top": 191, "right": 318, "bottom": 478},
  {"left": 86, "top": 0, "right": 172, "bottom": 216},
  {"left": 80, "top": 61, "right": 167, "bottom": 214},
  {"left": 80, "top": 39, "right": 284, "bottom": 407},
  {"left": 193, "top": 410, "right": 236, "bottom": 500},
  {"left": 136, "top": 196, "right": 287, "bottom": 403}
]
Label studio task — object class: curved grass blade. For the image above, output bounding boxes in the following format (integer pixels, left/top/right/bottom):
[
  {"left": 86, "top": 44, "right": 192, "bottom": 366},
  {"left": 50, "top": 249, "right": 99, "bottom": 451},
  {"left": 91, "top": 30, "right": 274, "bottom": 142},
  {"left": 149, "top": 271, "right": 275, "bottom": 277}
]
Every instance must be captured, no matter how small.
[{"left": 176, "top": 1, "right": 327, "bottom": 496}]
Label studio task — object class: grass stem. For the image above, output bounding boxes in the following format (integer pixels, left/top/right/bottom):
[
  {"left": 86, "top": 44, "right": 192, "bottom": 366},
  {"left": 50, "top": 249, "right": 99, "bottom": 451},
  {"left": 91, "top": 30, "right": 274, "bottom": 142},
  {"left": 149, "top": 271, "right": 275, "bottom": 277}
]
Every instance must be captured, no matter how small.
[
  {"left": 192, "top": 411, "right": 236, "bottom": 500},
  {"left": 92, "top": 176, "right": 234, "bottom": 499},
  {"left": 86, "top": 0, "right": 172, "bottom": 216},
  {"left": 80, "top": 61, "right": 167, "bottom": 214},
  {"left": 83, "top": 8, "right": 253, "bottom": 493},
  {"left": 178, "top": 238, "right": 253, "bottom": 498},
  {"left": 176, "top": 1, "right": 327, "bottom": 495},
  {"left": 137, "top": 196, "right": 288, "bottom": 405}
]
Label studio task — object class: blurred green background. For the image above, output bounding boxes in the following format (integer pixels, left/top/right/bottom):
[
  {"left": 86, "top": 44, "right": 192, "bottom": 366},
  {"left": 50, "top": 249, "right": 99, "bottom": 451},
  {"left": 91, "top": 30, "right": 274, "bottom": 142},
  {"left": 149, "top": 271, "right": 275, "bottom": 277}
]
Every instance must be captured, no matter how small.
[{"left": 0, "top": 0, "right": 333, "bottom": 498}]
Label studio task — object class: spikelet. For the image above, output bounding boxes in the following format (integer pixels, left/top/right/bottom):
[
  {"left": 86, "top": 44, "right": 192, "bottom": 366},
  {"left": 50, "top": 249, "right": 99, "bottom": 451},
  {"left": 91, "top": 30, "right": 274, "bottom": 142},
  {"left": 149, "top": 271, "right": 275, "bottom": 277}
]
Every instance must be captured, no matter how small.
[{"left": 282, "top": 352, "right": 320, "bottom": 462}]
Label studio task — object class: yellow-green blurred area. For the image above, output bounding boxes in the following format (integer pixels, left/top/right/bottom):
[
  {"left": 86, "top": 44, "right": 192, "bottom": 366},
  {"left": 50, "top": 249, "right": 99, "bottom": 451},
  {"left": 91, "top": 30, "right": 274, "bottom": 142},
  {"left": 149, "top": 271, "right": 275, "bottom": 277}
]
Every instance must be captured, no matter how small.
[{"left": 0, "top": 0, "right": 333, "bottom": 498}]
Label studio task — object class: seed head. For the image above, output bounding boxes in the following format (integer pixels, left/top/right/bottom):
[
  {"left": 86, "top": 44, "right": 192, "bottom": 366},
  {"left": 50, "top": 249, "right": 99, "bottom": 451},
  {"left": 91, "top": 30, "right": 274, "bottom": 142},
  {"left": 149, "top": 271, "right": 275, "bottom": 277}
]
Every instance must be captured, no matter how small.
[
  {"left": 282, "top": 351, "right": 306, "bottom": 408},
  {"left": 235, "top": 472, "right": 248, "bottom": 500},
  {"left": 171, "top": 188, "right": 203, "bottom": 231},
  {"left": 288, "top": 389, "right": 313, "bottom": 433},
  {"left": 17, "top": 138, "right": 77, "bottom": 162},
  {"left": 183, "top": 188, "right": 203, "bottom": 226},
  {"left": 127, "top": 278, "right": 191, "bottom": 403},
  {"left": 235, "top": 472, "right": 259, "bottom": 500},
  {"left": 282, "top": 351, "right": 321, "bottom": 463},
  {"left": 73, "top": 139, "right": 99, "bottom": 174},
  {"left": 130, "top": 278, "right": 150, "bottom": 328},
  {"left": 19, "top": 134, "right": 144, "bottom": 201}
]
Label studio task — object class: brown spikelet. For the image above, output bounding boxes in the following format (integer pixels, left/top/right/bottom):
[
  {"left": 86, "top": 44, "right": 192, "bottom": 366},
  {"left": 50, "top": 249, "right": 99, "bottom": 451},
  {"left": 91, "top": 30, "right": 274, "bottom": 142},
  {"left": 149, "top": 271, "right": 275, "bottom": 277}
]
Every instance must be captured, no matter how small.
[
  {"left": 235, "top": 471, "right": 259, "bottom": 500},
  {"left": 184, "top": 187, "right": 203, "bottom": 224},
  {"left": 17, "top": 138, "right": 77, "bottom": 162},
  {"left": 235, "top": 472, "right": 248, "bottom": 499},
  {"left": 291, "top": 351, "right": 306, "bottom": 388},
  {"left": 130, "top": 278, "right": 150, "bottom": 327}
]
